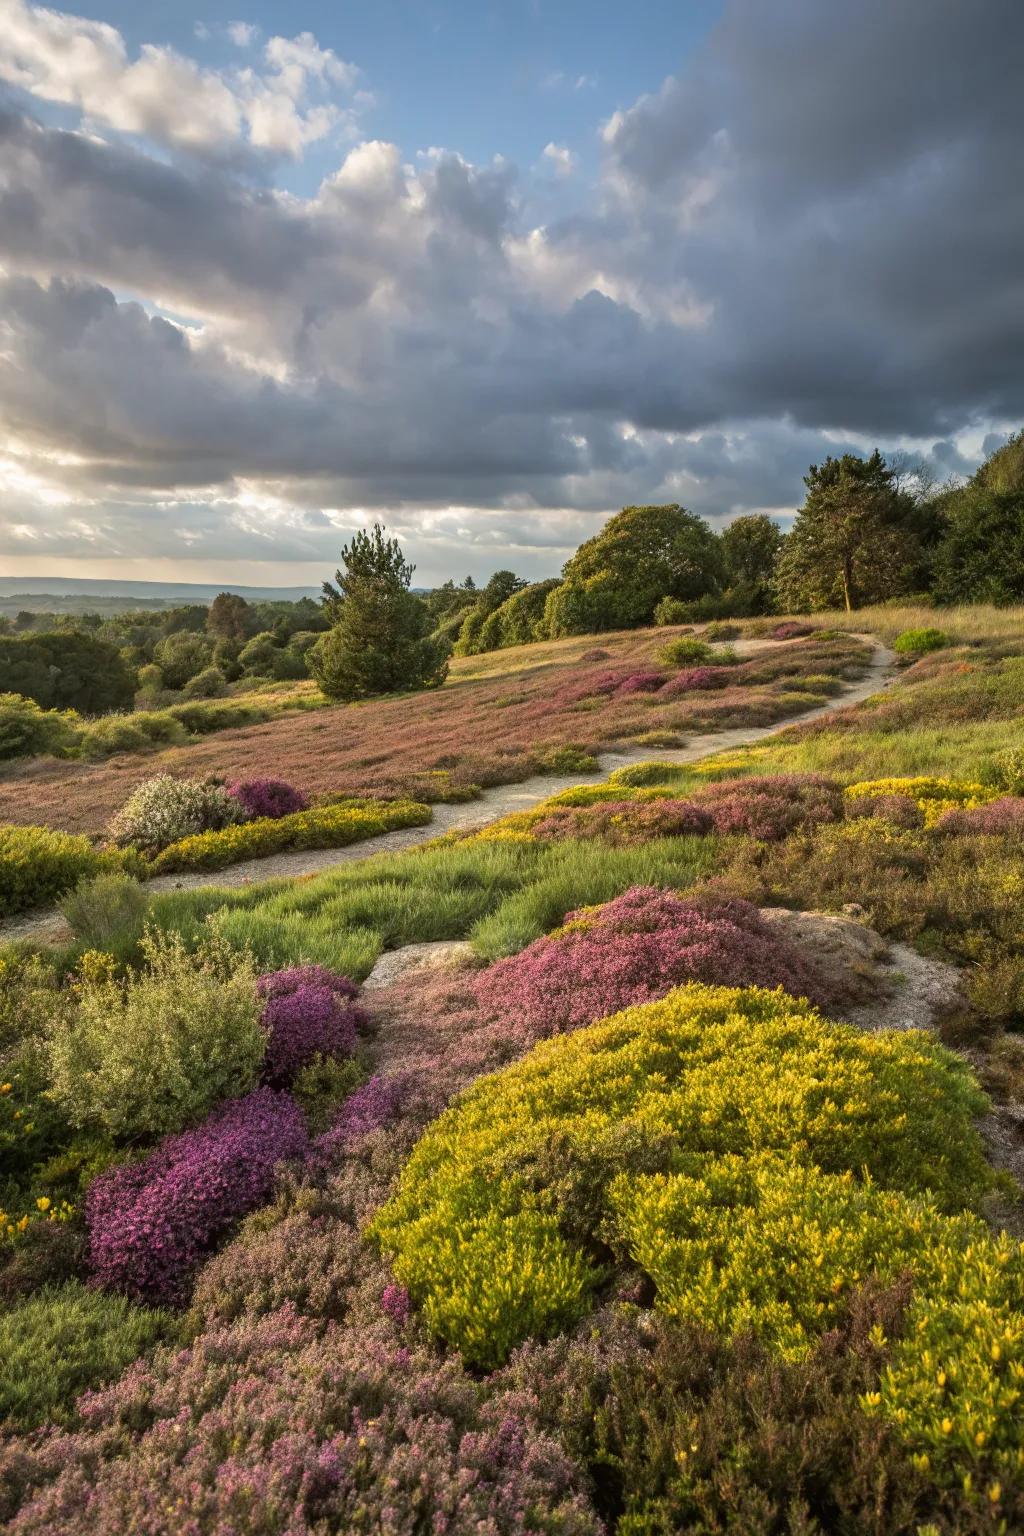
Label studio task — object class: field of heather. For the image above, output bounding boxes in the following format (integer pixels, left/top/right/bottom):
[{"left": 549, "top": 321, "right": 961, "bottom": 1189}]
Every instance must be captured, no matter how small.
[{"left": 0, "top": 625, "right": 867, "bottom": 834}]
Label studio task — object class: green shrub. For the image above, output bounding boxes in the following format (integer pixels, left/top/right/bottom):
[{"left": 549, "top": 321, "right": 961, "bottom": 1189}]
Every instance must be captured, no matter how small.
[
  {"left": 181, "top": 666, "right": 228, "bottom": 700},
  {"left": 77, "top": 711, "right": 188, "bottom": 760},
  {"left": 0, "top": 694, "right": 80, "bottom": 761},
  {"left": 703, "top": 621, "right": 742, "bottom": 641},
  {"left": 984, "top": 745, "right": 1024, "bottom": 795},
  {"left": 534, "top": 745, "right": 600, "bottom": 774},
  {"left": 166, "top": 698, "right": 265, "bottom": 734},
  {"left": 0, "top": 1282, "right": 172, "bottom": 1428},
  {"left": 653, "top": 598, "right": 692, "bottom": 626},
  {"left": 608, "top": 761, "right": 691, "bottom": 789},
  {"left": 0, "top": 825, "right": 104, "bottom": 915},
  {"left": 660, "top": 636, "right": 712, "bottom": 665},
  {"left": 372, "top": 985, "right": 990, "bottom": 1367},
  {"left": 58, "top": 873, "right": 150, "bottom": 953},
  {"left": 290, "top": 1054, "right": 367, "bottom": 1135},
  {"left": 108, "top": 774, "right": 245, "bottom": 853},
  {"left": 47, "top": 930, "right": 265, "bottom": 1140},
  {"left": 151, "top": 797, "right": 432, "bottom": 873},
  {"left": 893, "top": 627, "right": 949, "bottom": 656}
]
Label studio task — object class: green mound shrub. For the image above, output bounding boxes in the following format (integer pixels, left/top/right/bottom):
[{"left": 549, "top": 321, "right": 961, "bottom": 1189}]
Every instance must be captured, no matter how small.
[
  {"left": 58, "top": 873, "right": 150, "bottom": 953},
  {"left": 47, "top": 931, "right": 264, "bottom": 1140},
  {"left": 608, "top": 761, "right": 691, "bottom": 789},
  {"left": 78, "top": 711, "right": 188, "bottom": 759},
  {"left": 653, "top": 598, "right": 692, "bottom": 626},
  {"left": 0, "top": 826, "right": 105, "bottom": 915},
  {"left": 534, "top": 745, "right": 600, "bottom": 774},
  {"left": 0, "top": 1282, "right": 171, "bottom": 1428},
  {"left": 108, "top": 774, "right": 245, "bottom": 853},
  {"left": 659, "top": 636, "right": 712, "bottom": 666},
  {"left": 893, "top": 627, "right": 950, "bottom": 656},
  {"left": 372, "top": 985, "right": 990, "bottom": 1368},
  {"left": 0, "top": 694, "right": 80, "bottom": 761},
  {"left": 150, "top": 797, "right": 432, "bottom": 873}
]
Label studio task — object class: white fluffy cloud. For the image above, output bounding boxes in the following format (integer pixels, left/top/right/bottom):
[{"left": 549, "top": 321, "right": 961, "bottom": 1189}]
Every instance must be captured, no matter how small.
[{"left": 0, "top": 0, "right": 1021, "bottom": 581}]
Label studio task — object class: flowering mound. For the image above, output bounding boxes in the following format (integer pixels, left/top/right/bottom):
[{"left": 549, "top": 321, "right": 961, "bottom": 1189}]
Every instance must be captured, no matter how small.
[
  {"left": 690, "top": 773, "right": 844, "bottom": 840},
  {"left": 935, "top": 795, "right": 1024, "bottom": 836},
  {"left": 228, "top": 777, "right": 308, "bottom": 819},
  {"left": 770, "top": 621, "right": 814, "bottom": 640},
  {"left": 659, "top": 666, "right": 731, "bottom": 695},
  {"left": 108, "top": 774, "right": 243, "bottom": 852},
  {"left": 843, "top": 776, "right": 999, "bottom": 827},
  {"left": 86, "top": 1088, "right": 309, "bottom": 1304},
  {"left": 258, "top": 966, "right": 365, "bottom": 1084},
  {"left": 531, "top": 799, "right": 713, "bottom": 846},
  {"left": 475, "top": 885, "right": 833, "bottom": 1034},
  {"left": 372, "top": 986, "right": 992, "bottom": 1374},
  {"left": 314, "top": 1073, "right": 410, "bottom": 1163},
  {"left": 615, "top": 669, "right": 667, "bottom": 695},
  {"left": 2, "top": 1308, "right": 601, "bottom": 1536}
]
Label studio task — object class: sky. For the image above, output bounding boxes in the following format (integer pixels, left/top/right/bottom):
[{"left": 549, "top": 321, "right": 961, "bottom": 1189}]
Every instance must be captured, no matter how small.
[{"left": 0, "top": 0, "right": 1021, "bottom": 588}]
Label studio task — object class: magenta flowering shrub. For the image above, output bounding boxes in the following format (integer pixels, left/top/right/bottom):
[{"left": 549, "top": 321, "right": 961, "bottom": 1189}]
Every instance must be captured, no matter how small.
[
  {"left": 770, "top": 621, "right": 814, "bottom": 640},
  {"left": 846, "top": 793, "right": 924, "bottom": 829},
  {"left": 86, "top": 1088, "right": 309, "bottom": 1305},
  {"left": 314, "top": 1074, "right": 410, "bottom": 1162},
  {"left": 228, "top": 777, "right": 309, "bottom": 819},
  {"left": 934, "top": 796, "right": 1024, "bottom": 836},
  {"left": 659, "top": 666, "right": 731, "bottom": 696},
  {"left": 257, "top": 966, "right": 366, "bottom": 1084},
  {"left": 381, "top": 1282, "right": 411, "bottom": 1326},
  {"left": 615, "top": 669, "right": 667, "bottom": 695},
  {"left": 531, "top": 798, "right": 714, "bottom": 846},
  {"left": 475, "top": 885, "right": 831, "bottom": 1035},
  {"left": 2, "top": 1307, "right": 602, "bottom": 1535},
  {"left": 690, "top": 773, "right": 844, "bottom": 841}
]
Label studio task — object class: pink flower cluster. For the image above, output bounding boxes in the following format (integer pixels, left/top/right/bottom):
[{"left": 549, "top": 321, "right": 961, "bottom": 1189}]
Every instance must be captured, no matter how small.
[
  {"left": 689, "top": 773, "right": 844, "bottom": 841},
  {"left": 936, "top": 796, "right": 1024, "bottom": 836},
  {"left": 258, "top": 965, "right": 366, "bottom": 1084},
  {"left": 659, "top": 666, "right": 731, "bottom": 696},
  {"left": 615, "top": 669, "right": 668, "bottom": 695},
  {"left": 532, "top": 798, "right": 713, "bottom": 846},
  {"left": 227, "top": 777, "right": 309, "bottom": 819},
  {"left": 770, "top": 621, "right": 814, "bottom": 640},
  {"left": 314, "top": 1074, "right": 410, "bottom": 1162},
  {"left": 475, "top": 884, "right": 830, "bottom": 1036},
  {"left": 86, "top": 1088, "right": 309, "bottom": 1304}
]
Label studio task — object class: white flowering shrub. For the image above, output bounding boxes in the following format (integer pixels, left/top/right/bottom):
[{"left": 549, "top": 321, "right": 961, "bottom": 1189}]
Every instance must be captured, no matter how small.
[{"left": 107, "top": 774, "right": 245, "bottom": 853}]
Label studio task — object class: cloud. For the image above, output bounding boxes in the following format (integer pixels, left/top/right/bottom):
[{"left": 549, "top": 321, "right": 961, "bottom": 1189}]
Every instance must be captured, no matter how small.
[
  {"left": 541, "top": 141, "right": 576, "bottom": 176},
  {"left": 0, "top": 0, "right": 1020, "bottom": 579},
  {"left": 0, "top": 0, "right": 363, "bottom": 159}
]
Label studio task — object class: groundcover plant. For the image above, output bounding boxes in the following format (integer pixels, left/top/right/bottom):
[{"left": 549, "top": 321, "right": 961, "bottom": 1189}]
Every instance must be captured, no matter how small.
[{"left": 2, "top": 611, "right": 1024, "bottom": 1534}]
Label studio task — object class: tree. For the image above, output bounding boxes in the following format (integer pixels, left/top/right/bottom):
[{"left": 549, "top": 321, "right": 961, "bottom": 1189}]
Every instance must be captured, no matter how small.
[
  {"left": 153, "top": 630, "right": 213, "bottom": 690},
  {"left": 237, "top": 631, "right": 283, "bottom": 677},
  {"left": 454, "top": 570, "right": 529, "bottom": 654},
  {"left": 720, "top": 514, "right": 784, "bottom": 614},
  {"left": 930, "top": 431, "right": 1024, "bottom": 604},
  {"left": 546, "top": 505, "right": 723, "bottom": 636},
  {"left": 207, "top": 592, "right": 253, "bottom": 644},
  {"left": 308, "top": 524, "right": 449, "bottom": 701},
  {"left": 0, "top": 631, "right": 135, "bottom": 713},
  {"left": 773, "top": 451, "right": 925, "bottom": 613}
]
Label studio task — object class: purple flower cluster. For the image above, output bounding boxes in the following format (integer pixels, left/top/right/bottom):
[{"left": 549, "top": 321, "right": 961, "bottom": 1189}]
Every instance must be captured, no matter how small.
[
  {"left": 227, "top": 777, "right": 309, "bottom": 819},
  {"left": 258, "top": 965, "right": 366, "bottom": 1084},
  {"left": 770, "top": 621, "right": 814, "bottom": 640},
  {"left": 615, "top": 669, "right": 667, "bottom": 695},
  {"left": 690, "top": 774, "right": 844, "bottom": 841},
  {"left": 380, "top": 1282, "right": 411, "bottom": 1326},
  {"left": 2, "top": 1307, "right": 601, "bottom": 1535},
  {"left": 86, "top": 1088, "right": 309, "bottom": 1304},
  {"left": 935, "top": 795, "right": 1024, "bottom": 836},
  {"left": 532, "top": 798, "right": 713, "bottom": 846},
  {"left": 314, "top": 1074, "right": 410, "bottom": 1163},
  {"left": 475, "top": 884, "right": 830, "bottom": 1036},
  {"left": 660, "top": 666, "right": 731, "bottom": 696}
]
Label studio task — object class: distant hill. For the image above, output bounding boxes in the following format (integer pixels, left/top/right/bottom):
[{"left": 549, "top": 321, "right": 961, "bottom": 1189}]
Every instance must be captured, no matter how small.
[{"left": 0, "top": 577, "right": 321, "bottom": 605}]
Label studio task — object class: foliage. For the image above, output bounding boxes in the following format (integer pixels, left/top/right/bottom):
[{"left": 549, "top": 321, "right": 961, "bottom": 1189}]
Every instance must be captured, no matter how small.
[
  {"left": 689, "top": 772, "right": 844, "bottom": 839},
  {"left": 180, "top": 664, "right": 228, "bottom": 699},
  {"left": 0, "top": 1282, "right": 171, "bottom": 1429},
  {"left": 257, "top": 965, "right": 365, "bottom": 1084},
  {"left": 658, "top": 635, "right": 712, "bottom": 665},
  {"left": 310, "top": 524, "right": 449, "bottom": 701},
  {"left": 108, "top": 773, "right": 245, "bottom": 852},
  {"left": 936, "top": 796, "right": 1024, "bottom": 837},
  {"left": 530, "top": 799, "right": 713, "bottom": 845},
  {"left": 227, "top": 776, "right": 308, "bottom": 820},
  {"left": 0, "top": 824, "right": 105, "bottom": 915},
  {"left": 652, "top": 598, "right": 691, "bottom": 625},
  {"left": 547, "top": 505, "right": 724, "bottom": 635},
  {"left": 150, "top": 796, "right": 432, "bottom": 872},
  {"left": 86, "top": 1088, "right": 309, "bottom": 1303},
  {"left": 475, "top": 886, "right": 832, "bottom": 1036},
  {"left": 719, "top": 512, "right": 785, "bottom": 614},
  {"left": 77, "top": 710, "right": 188, "bottom": 758},
  {"left": 893, "top": 626, "right": 949, "bottom": 655},
  {"left": 48, "top": 931, "right": 265, "bottom": 1141},
  {"left": 152, "top": 629, "right": 213, "bottom": 689},
  {"left": 0, "top": 693, "right": 80, "bottom": 761},
  {"left": 659, "top": 665, "right": 730, "bottom": 695},
  {"left": 373, "top": 985, "right": 989, "bottom": 1366},
  {"left": 774, "top": 451, "right": 931, "bottom": 612},
  {"left": 932, "top": 439, "right": 1024, "bottom": 604},
  {"left": 58, "top": 872, "right": 149, "bottom": 951},
  {"left": 843, "top": 775, "right": 998, "bottom": 826},
  {"left": 0, "top": 630, "right": 135, "bottom": 713}
]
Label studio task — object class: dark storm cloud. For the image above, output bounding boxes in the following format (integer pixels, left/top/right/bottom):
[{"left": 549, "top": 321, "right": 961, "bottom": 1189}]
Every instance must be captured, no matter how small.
[{"left": 0, "top": 0, "right": 1020, "bottom": 570}]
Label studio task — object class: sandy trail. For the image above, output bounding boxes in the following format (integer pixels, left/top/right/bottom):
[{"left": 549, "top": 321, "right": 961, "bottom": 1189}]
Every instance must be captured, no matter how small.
[{"left": 1, "top": 634, "right": 896, "bottom": 946}]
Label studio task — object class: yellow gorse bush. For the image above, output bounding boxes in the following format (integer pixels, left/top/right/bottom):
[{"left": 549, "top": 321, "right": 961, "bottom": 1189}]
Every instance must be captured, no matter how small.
[
  {"left": 150, "top": 797, "right": 432, "bottom": 873},
  {"left": 844, "top": 776, "right": 1001, "bottom": 826}
]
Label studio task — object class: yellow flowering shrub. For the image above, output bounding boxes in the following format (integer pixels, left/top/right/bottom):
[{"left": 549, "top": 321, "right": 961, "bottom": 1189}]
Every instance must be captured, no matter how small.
[
  {"left": 151, "top": 796, "right": 432, "bottom": 872},
  {"left": 844, "top": 776, "right": 1001, "bottom": 826},
  {"left": 372, "top": 985, "right": 991, "bottom": 1368}
]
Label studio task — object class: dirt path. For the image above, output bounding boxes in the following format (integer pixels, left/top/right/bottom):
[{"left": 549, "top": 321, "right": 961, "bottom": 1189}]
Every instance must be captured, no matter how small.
[{"left": 1, "top": 635, "right": 897, "bottom": 947}]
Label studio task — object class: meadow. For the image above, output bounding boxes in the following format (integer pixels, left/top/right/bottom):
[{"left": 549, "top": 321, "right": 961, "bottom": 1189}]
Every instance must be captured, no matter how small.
[{"left": 2, "top": 607, "right": 1024, "bottom": 1534}]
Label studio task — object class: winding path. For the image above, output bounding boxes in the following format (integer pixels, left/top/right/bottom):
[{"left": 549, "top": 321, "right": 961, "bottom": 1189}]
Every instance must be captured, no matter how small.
[{"left": 1, "top": 635, "right": 897, "bottom": 947}]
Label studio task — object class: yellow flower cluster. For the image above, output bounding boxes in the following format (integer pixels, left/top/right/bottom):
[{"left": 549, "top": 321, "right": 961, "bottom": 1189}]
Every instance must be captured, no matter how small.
[
  {"left": 150, "top": 797, "right": 432, "bottom": 872},
  {"left": 845, "top": 776, "right": 1001, "bottom": 826},
  {"left": 0, "top": 1195, "right": 74, "bottom": 1243}
]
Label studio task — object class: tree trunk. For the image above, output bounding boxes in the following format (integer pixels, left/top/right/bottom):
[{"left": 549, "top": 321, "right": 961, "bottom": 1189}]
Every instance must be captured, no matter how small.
[{"left": 841, "top": 556, "right": 855, "bottom": 612}]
